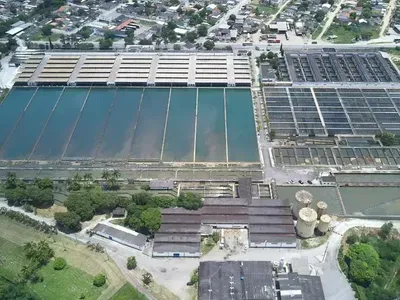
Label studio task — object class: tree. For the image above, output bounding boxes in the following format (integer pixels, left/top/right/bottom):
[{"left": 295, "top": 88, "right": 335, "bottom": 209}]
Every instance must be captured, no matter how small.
[
  {"left": 101, "top": 170, "right": 110, "bottom": 181},
  {"left": 77, "top": 26, "right": 93, "bottom": 39},
  {"left": 346, "top": 234, "right": 359, "bottom": 245},
  {"left": 53, "top": 257, "right": 67, "bottom": 270},
  {"left": 54, "top": 211, "right": 82, "bottom": 232},
  {"left": 346, "top": 244, "right": 380, "bottom": 269},
  {"left": 140, "top": 208, "right": 161, "bottom": 235},
  {"left": 0, "top": 282, "right": 37, "bottom": 300},
  {"left": 33, "top": 178, "right": 53, "bottom": 190},
  {"left": 127, "top": 256, "right": 137, "bottom": 270},
  {"left": 229, "top": 14, "right": 236, "bottom": 21},
  {"left": 203, "top": 40, "right": 214, "bottom": 50},
  {"left": 212, "top": 231, "right": 220, "bottom": 243},
  {"left": 5, "top": 187, "right": 26, "bottom": 206},
  {"left": 93, "top": 274, "right": 106, "bottom": 287},
  {"left": 41, "top": 24, "right": 53, "bottom": 36},
  {"left": 379, "top": 222, "right": 393, "bottom": 240},
  {"left": 24, "top": 240, "right": 54, "bottom": 266},
  {"left": 254, "top": 7, "right": 260, "bottom": 16},
  {"left": 64, "top": 192, "right": 95, "bottom": 221},
  {"left": 349, "top": 259, "right": 377, "bottom": 286},
  {"left": 7, "top": 37, "right": 17, "bottom": 50},
  {"left": 173, "top": 44, "right": 181, "bottom": 50},
  {"left": 186, "top": 31, "right": 197, "bottom": 43},
  {"left": 380, "top": 132, "right": 397, "bottom": 146},
  {"left": 267, "top": 51, "right": 275, "bottom": 60},
  {"left": 176, "top": 192, "right": 203, "bottom": 210},
  {"left": 99, "top": 38, "right": 113, "bottom": 50},
  {"left": 142, "top": 272, "right": 152, "bottom": 285},
  {"left": 5, "top": 172, "right": 18, "bottom": 189},
  {"left": 197, "top": 24, "right": 208, "bottom": 37},
  {"left": 349, "top": 12, "right": 357, "bottom": 20},
  {"left": 315, "top": 10, "right": 325, "bottom": 22},
  {"left": 27, "top": 187, "right": 54, "bottom": 208},
  {"left": 269, "top": 129, "right": 276, "bottom": 141}
]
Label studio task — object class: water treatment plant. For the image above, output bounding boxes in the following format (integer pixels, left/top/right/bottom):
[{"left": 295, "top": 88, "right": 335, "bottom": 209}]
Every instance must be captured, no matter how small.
[{"left": 2, "top": 43, "right": 400, "bottom": 300}]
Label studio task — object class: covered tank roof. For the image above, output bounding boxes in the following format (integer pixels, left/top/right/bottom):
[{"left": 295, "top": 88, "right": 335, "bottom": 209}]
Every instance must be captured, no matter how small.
[
  {"left": 317, "top": 201, "right": 328, "bottom": 209},
  {"left": 298, "top": 207, "right": 317, "bottom": 222},
  {"left": 295, "top": 190, "right": 313, "bottom": 203},
  {"left": 320, "top": 214, "right": 331, "bottom": 223}
]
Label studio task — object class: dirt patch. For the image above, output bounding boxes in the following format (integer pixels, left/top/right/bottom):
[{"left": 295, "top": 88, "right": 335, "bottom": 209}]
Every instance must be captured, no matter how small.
[{"left": 36, "top": 204, "right": 67, "bottom": 218}]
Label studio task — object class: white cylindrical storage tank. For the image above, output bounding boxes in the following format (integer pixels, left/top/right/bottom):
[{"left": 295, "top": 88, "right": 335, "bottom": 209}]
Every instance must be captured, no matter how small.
[
  {"left": 293, "top": 190, "right": 313, "bottom": 219},
  {"left": 296, "top": 207, "right": 317, "bottom": 238},
  {"left": 317, "top": 214, "right": 331, "bottom": 234},
  {"left": 316, "top": 201, "right": 328, "bottom": 219}
]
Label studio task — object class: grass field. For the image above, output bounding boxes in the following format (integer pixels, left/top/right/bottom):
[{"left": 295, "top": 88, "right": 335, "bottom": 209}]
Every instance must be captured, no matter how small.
[
  {"left": 111, "top": 283, "right": 147, "bottom": 300},
  {"left": 323, "top": 24, "right": 379, "bottom": 44},
  {"left": 0, "top": 215, "right": 126, "bottom": 300},
  {"left": 31, "top": 33, "right": 61, "bottom": 42},
  {"left": 251, "top": 0, "right": 278, "bottom": 15}
]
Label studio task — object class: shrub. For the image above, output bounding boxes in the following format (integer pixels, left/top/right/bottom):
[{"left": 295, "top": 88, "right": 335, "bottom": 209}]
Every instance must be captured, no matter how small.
[
  {"left": 93, "top": 274, "right": 106, "bottom": 287},
  {"left": 127, "top": 256, "right": 137, "bottom": 270},
  {"left": 142, "top": 272, "right": 152, "bottom": 285},
  {"left": 379, "top": 222, "right": 393, "bottom": 240},
  {"left": 211, "top": 232, "right": 220, "bottom": 243},
  {"left": 346, "top": 234, "right": 359, "bottom": 245},
  {"left": 140, "top": 184, "right": 150, "bottom": 191},
  {"left": 53, "top": 257, "right": 67, "bottom": 270},
  {"left": 190, "top": 269, "right": 199, "bottom": 284}
]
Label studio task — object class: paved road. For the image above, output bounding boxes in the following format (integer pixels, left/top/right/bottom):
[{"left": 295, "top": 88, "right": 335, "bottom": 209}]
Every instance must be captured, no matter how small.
[
  {"left": 317, "top": 0, "right": 346, "bottom": 40},
  {"left": 380, "top": 0, "right": 397, "bottom": 37}
]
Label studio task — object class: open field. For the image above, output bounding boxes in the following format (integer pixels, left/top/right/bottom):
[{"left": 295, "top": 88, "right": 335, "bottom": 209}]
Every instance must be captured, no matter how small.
[
  {"left": 111, "top": 283, "right": 147, "bottom": 300},
  {"left": 0, "top": 215, "right": 126, "bottom": 300},
  {"left": 323, "top": 24, "right": 379, "bottom": 44},
  {"left": 251, "top": 0, "right": 278, "bottom": 15}
]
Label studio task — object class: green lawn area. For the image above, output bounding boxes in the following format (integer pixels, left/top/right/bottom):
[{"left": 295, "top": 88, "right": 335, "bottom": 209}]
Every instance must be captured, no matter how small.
[
  {"left": 251, "top": 0, "right": 278, "bottom": 15},
  {"left": 111, "top": 283, "right": 147, "bottom": 300},
  {"left": 0, "top": 236, "right": 29, "bottom": 281},
  {"left": 312, "top": 25, "right": 323, "bottom": 40},
  {"left": 0, "top": 215, "right": 119, "bottom": 300},
  {"left": 31, "top": 33, "right": 61, "bottom": 42},
  {"left": 31, "top": 264, "right": 105, "bottom": 300},
  {"left": 201, "top": 237, "right": 216, "bottom": 255},
  {"left": 323, "top": 24, "right": 379, "bottom": 44}
]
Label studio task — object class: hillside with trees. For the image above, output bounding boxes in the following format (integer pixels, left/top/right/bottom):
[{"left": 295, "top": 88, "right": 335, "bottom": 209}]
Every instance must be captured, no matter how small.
[{"left": 339, "top": 222, "right": 400, "bottom": 300}]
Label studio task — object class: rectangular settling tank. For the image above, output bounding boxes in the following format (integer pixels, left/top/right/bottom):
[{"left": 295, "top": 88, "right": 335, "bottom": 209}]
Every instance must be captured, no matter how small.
[
  {"left": 130, "top": 88, "right": 169, "bottom": 160},
  {"left": 195, "top": 88, "right": 226, "bottom": 162},
  {"left": 97, "top": 88, "right": 142, "bottom": 159},
  {"left": 1, "top": 88, "right": 63, "bottom": 160},
  {"left": 226, "top": 89, "right": 259, "bottom": 162},
  {"left": 31, "top": 88, "right": 88, "bottom": 160},
  {"left": 163, "top": 88, "right": 196, "bottom": 162},
  {"left": 0, "top": 87, "right": 36, "bottom": 148},
  {"left": 64, "top": 88, "right": 115, "bottom": 159}
]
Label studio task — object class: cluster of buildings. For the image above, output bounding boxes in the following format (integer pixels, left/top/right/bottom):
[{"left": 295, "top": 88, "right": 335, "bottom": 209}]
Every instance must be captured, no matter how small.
[{"left": 336, "top": 0, "right": 388, "bottom": 25}]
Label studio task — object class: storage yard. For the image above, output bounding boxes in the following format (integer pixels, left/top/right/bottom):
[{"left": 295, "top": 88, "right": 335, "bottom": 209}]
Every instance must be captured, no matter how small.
[{"left": 0, "top": 86, "right": 258, "bottom": 163}]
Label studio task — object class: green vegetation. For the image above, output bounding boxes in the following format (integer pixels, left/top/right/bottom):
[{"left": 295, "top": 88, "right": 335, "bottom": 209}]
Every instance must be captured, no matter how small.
[
  {"left": 77, "top": 26, "right": 93, "bottom": 39},
  {"left": 0, "top": 88, "right": 10, "bottom": 104},
  {"left": 197, "top": 24, "right": 208, "bottom": 37},
  {"left": 201, "top": 235, "right": 217, "bottom": 255},
  {"left": 0, "top": 214, "right": 123, "bottom": 300},
  {"left": 312, "top": 25, "right": 323, "bottom": 39},
  {"left": 203, "top": 40, "right": 215, "bottom": 50},
  {"left": 324, "top": 23, "right": 379, "bottom": 44},
  {"left": 4, "top": 173, "right": 54, "bottom": 208},
  {"left": 251, "top": 0, "right": 278, "bottom": 16},
  {"left": 339, "top": 223, "right": 400, "bottom": 299},
  {"left": 142, "top": 272, "right": 152, "bottom": 285},
  {"left": 161, "top": 21, "right": 178, "bottom": 43},
  {"left": 54, "top": 211, "right": 82, "bottom": 233},
  {"left": 93, "top": 274, "right": 106, "bottom": 287},
  {"left": 110, "top": 283, "right": 147, "bottom": 300},
  {"left": 377, "top": 132, "right": 397, "bottom": 146},
  {"left": 53, "top": 257, "right": 67, "bottom": 270},
  {"left": 126, "top": 256, "right": 137, "bottom": 270}
]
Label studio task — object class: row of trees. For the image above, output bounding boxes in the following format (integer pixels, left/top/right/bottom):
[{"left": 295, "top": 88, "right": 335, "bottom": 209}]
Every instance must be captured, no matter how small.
[
  {"left": 340, "top": 222, "right": 400, "bottom": 300},
  {"left": 66, "top": 169, "right": 121, "bottom": 192},
  {"left": 0, "top": 207, "right": 57, "bottom": 235},
  {"left": 4, "top": 173, "right": 54, "bottom": 208}
]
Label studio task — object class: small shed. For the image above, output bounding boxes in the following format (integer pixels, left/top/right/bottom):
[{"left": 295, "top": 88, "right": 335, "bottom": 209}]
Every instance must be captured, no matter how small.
[
  {"left": 112, "top": 207, "right": 126, "bottom": 218},
  {"left": 149, "top": 180, "right": 174, "bottom": 190}
]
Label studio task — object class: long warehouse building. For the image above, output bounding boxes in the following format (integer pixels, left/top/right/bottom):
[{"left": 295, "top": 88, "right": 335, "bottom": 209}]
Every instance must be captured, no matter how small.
[{"left": 14, "top": 52, "right": 252, "bottom": 87}]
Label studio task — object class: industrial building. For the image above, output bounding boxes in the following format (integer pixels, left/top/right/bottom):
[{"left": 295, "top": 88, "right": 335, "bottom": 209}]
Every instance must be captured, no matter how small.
[
  {"left": 92, "top": 223, "right": 147, "bottom": 251},
  {"left": 152, "top": 196, "right": 296, "bottom": 257},
  {"left": 198, "top": 261, "right": 326, "bottom": 300},
  {"left": 14, "top": 52, "right": 252, "bottom": 87}
]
